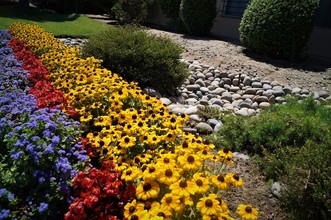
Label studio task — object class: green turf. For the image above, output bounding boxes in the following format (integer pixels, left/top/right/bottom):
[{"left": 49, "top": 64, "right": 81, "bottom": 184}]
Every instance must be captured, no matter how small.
[{"left": 0, "top": 5, "right": 111, "bottom": 37}]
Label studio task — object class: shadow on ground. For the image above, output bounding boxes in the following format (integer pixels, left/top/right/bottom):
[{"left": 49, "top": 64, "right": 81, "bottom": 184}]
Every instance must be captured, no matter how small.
[
  {"left": 242, "top": 49, "right": 331, "bottom": 73},
  {"left": 0, "top": 5, "right": 80, "bottom": 22}
]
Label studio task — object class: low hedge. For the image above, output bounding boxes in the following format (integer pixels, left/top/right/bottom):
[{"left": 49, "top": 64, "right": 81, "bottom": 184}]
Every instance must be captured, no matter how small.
[{"left": 82, "top": 26, "right": 189, "bottom": 95}]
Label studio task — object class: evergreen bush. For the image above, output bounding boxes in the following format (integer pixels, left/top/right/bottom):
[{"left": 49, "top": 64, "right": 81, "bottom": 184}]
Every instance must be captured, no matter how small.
[
  {"left": 82, "top": 26, "right": 189, "bottom": 95},
  {"left": 180, "top": 0, "right": 217, "bottom": 35},
  {"left": 239, "top": 0, "right": 319, "bottom": 60},
  {"left": 159, "top": 0, "right": 186, "bottom": 32},
  {"left": 111, "top": 0, "right": 154, "bottom": 24}
]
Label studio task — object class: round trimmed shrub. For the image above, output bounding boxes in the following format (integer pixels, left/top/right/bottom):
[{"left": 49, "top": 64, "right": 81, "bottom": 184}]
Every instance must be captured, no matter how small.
[
  {"left": 82, "top": 26, "right": 189, "bottom": 95},
  {"left": 180, "top": 0, "right": 217, "bottom": 35},
  {"left": 239, "top": 0, "right": 319, "bottom": 60}
]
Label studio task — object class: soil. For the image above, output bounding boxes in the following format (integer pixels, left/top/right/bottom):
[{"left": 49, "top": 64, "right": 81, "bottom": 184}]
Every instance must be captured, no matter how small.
[
  {"left": 146, "top": 28, "right": 331, "bottom": 93},
  {"left": 84, "top": 15, "right": 331, "bottom": 219}
]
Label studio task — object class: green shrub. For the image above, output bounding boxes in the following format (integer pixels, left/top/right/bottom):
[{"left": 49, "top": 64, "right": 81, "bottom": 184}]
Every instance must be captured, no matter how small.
[
  {"left": 82, "top": 26, "right": 189, "bottom": 95},
  {"left": 111, "top": 0, "right": 154, "bottom": 24},
  {"left": 261, "top": 140, "right": 331, "bottom": 219},
  {"left": 159, "top": 0, "right": 186, "bottom": 32},
  {"left": 239, "top": 0, "right": 319, "bottom": 60},
  {"left": 216, "top": 97, "right": 331, "bottom": 153},
  {"left": 180, "top": 0, "right": 217, "bottom": 35},
  {"left": 159, "top": 0, "right": 181, "bottom": 19},
  {"left": 212, "top": 96, "right": 331, "bottom": 219}
]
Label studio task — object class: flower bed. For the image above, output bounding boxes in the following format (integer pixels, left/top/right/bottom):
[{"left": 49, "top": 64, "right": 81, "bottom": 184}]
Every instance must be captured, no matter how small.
[
  {"left": 0, "top": 22, "right": 258, "bottom": 220},
  {"left": 0, "top": 30, "right": 86, "bottom": 219}
]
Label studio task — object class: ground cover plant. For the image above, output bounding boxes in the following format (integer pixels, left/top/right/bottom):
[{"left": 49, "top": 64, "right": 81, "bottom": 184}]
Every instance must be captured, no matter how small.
[
  {"left": 2, "top": 22, "right": 259, "bottom": 219},
  {"left": 211, "top": 97, "right": 331, "bottom": 219},
  {"left": 0, "top": 5, "right": 109, "bottom": 37}
]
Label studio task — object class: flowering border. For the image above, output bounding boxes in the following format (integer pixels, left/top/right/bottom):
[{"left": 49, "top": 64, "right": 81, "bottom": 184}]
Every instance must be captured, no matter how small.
[{"left": 6, "top": 22, "right": 259, "bottom": 220}]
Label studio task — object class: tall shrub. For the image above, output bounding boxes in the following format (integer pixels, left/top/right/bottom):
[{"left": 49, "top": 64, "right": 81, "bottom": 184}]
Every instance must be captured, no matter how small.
[
  {"left": 180, "top": 0, "right": 217, "bottom": 35},
  {"left": 239, "top": 0, "right": 320, "bottom": 60},
  {"left": 111, "top": 0, "right": 154, "bottom": 24},
  {"left": 159, "top": 0, "right": 186, "bottom": 32}
]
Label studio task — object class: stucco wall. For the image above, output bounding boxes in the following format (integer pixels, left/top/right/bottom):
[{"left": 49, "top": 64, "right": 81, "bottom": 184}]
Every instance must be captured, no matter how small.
[{"left": 148, "top": 0, "right": 331, "bottom": 62}]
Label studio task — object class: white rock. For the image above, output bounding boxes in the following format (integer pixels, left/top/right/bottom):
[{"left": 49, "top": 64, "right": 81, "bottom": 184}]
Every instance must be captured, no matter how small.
[
  {"left": 185, "top": 106, "right": 199, "bottom": 115},
  {"left": 160, "top": 97, "right": 172, "bottom": 106}
]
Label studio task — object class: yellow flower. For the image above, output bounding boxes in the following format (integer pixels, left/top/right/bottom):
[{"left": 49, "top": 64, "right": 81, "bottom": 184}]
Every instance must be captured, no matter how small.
[
  {"left": 178, "top": 153, "right": 202, "bottom": 171},
  {"left": 211, "top": 175, "right": 229, "bottom": 190},
  {"left": 142, "top": 165, "right": 159, "bottom": 181},
  {"left": 202, "top": 213, "right": 234, "bottom": 220},
  {"left": 197, "top": 194, "right": 221, "bottom": 216},
  {"left": 119, "top": 135, "right": 136, "bottom": 149},
  {"left": 160, "top": 193, "right": 181, "bottom": 212},
  {"left": 155, "top": 156, "right": 176, "bottom": 169},
  {"left": 136, "top": 180, "right": 160, "bottom": 200},
  {"left": 124, "top": 199, "right": 138, "bottom": 219},
  {"left": 236, "top": 204, "right": 259, "bottom": 220},
  {"left": 121, "top": 167, "right": 141, "bottom": 182},
  {"left": 136, "top": 201, "right": 160, "bottom": 218},
  {"left": 157, "top": 167, "right": 181, "bottom": 185},
  {"left": 218, "top": 148, "right": 233, "bottom": 159},
  {"left": 225, "top": 173, "right": 243, "bottom": 187},
  {"left": 192, "top": 173, "right": 210, "bottom": 194},
  {"left": 169, "top": 179, "right": 198, "bottom": 197},
  {"left": 80, "top": 113, "right": 93, "bottom": 123}
]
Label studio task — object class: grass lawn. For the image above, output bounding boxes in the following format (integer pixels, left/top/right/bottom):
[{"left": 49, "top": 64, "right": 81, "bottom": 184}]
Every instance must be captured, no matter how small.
[{"left": 0, "top": 5, "right": 110, "bottom": 37}]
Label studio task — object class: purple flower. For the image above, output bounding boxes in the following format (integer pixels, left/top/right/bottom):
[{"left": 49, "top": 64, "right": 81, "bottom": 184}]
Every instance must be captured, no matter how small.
[
  {"left": 0, "top": 188, "right": 7, "bottom": 196},
  {"left": 10, "top": 151, "right": 22, "bottom": 160},
  {"left": 37, "top": 202, "right": 48, "bottom": 213},
  {"left": 27, "top": 121, "right": 37, "bottom": 129},
  {"left": 51, "top": 136, "right": 60, "bottom": 146},
  {"left": 0, "top": 209, "right": 10, "bottom": 219}
]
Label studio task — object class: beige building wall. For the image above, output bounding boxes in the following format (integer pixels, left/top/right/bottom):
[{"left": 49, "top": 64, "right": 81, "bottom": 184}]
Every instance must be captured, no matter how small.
[{"left": 148, "top": 0, "right": 331, "bottom": 62}]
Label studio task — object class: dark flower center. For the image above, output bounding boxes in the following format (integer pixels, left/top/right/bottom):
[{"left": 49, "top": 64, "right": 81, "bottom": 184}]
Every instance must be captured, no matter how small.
[
  {"left": 126, "top": 170, "right": 132, "bottom": 175},
  {"left": 179, "top": 180, "right": 187, "bottom": 188},
  {"left": 149, "top": 167, "right": 156, "bottom": 173},
  {"left": 211, "top": 215, "right": 219, "bottom": 220},
  {"left": 157, "top": 212, "right": 166, "bottom": 217},
  {"left": 205, "top": 199, "right": 213, "bottom": 207},
  {"left": 130, "top": 215, "right": 138, "bottom": 220},
  {"left": 217, "top": 175, "right": 225, "bottom": 182},
  {"left": 129, "top": 206, "right": 135, "bottom": 213},
  {"left": 166, "top": 197, "right": 172, "bottom": 204},
  {"left": 196, "top": 179, "right": 203, "bottom": 186},
  {"left": 163, "top": 158, "right": 170, "bottom": 163},
  {"left": 245, "top": 206, "right": 252, "bottom": 213},
  {"left": 187, "top": 155, "right": 195, "bottom": 163},
  {"left": 124, "top": 137, "right": 130, "bottom": 143},
  {"left": 182, "top": 141, "right": 188, "bottom": 148},
  {"left": 233, "top": 174, "right": 240, "bottom": 181},
  {"left": 143, "top": 183, "right": 152, "bottom": 191},
  {"left": 165, "top": 169, "right": 173, "bottom": 177},
  {"left": 144, "top": 202, "right": 151, "bottom": 210},
  {"left": 224, "top": 148, "right": 229, "bottom": 153}
]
